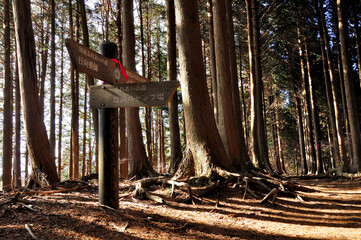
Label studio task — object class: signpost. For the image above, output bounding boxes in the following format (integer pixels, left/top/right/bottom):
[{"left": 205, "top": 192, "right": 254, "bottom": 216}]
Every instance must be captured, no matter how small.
[
  {"left": 65, "top": 38, "right": 179, "bottom": 209},
  {"left": 66, "top": 38, "right": 151, "bottom": 84},
  {"left": 89, "top": 81, "right": 179, "bottom": 108}
]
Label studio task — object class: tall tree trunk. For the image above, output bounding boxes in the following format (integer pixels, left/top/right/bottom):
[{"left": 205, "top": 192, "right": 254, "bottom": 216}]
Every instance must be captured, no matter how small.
[
  {"left": 140, "top": 0, "right": 153, "bottom": 168},
  {"left": 79, "top": 0, "right": 88, "bottom": 178},
  {"left": 71, "top": 0, "right": 81, "bottom": 180},
  {"left": 79, "top": 0, "right": 99, "bottom": 172},
  {"left": 254, "top": 0, "right": 271, "bottom": 172},
  {"left": 25, "top": 147, "right": 29, "bottom": 181},
  {"left": 333, "top": 3, "right": 350, "bottom": 146},
  {"left": 68, "top": 0, "right": 74, "bottom": 179},
  {"left": 13, "top": 0, "right": 59, "bottom": 186},
  {"left": 167, "top": 0, "right": 182, "bottom": 174},
  {"left": 304, "top": 40, "right": 324, "bottom": 174},
  {"left": 270, "top": 96, "right": 282, "bottom": 173},
  {"left": 175, "top": 0, "right": 233, "bottom": 176},
  {"left": 2, "top": 0, "right": 13, "bottom": 191},
  {"left": 144, "top": 1, "right": 153, "bottom": 168},
  {"left": 247, "top": 0, "right": 271, "bottom": 172},
  {"left": 297, "top": 28, "right": 316, "bottom": 174},
  {"left": 239, "top": 45, "right": 249, "bottom": 147},
  {"left": 353, "top": 9, "right": 361, "bottom": 90},
  {"left": 39, "top": 2, "right": 49, "bottom": 119},
  {"left": 213, "top": 0, "right": 241, "bottom": 168},
  {"left": 225, "top": 0, "right": 251, "bottom": 170},
  {"left": 319, "top": 0, "right": 347, "bottom": 170},
  {"left": 14, "top": 50, "right": 21, "bottom": 188},
  {"left": 58, "top": 29, "right": 65, "bottom": 179},
  {"left": 116, "top": 0, "right": 128, "bottom": 179},
  {"left": 337, "top": 0, "right": 361, "bottom": 172},
  {"left": 123, "top": 0, "right": 156, "bottom": 179},
  {"left": 318, "top": 15, "right": 339, "bottom": 169},
  {"left": 82, "top": 81, "right": 87, "bottom": 177},
  {"left": 49, "top": 0, "right": 56, "bottom": 153},
  {"left": 208, "top": 0, "right": 218, "bottom": 122},
  {"left": 294, "top": 88, "right": 308, "bottom": 175},
  {"left": 276, "top": 109, "right": 286, "bottom": 173}
]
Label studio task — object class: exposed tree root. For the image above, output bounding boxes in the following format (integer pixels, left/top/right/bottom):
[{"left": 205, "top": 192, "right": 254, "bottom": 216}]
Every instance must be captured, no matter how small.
[
  {"left": 132, "top": 177, "right": 193, "bottom": 203},
  {"left": 123, "top": 148, "right": 322, "bottom": 205}
]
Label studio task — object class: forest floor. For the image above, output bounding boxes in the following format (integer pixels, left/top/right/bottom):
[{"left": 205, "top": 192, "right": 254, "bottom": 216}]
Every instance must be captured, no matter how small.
[{"left": 1, "top": 177, "right": 361, "bottom": 240}]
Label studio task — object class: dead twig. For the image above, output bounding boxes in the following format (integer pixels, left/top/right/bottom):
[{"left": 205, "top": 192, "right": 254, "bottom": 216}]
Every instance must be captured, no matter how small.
[
  {"left": 145, "top": 192, "right": 166, "bottom": 204},
  {"left": 98, "top": 203, "right": 119, "bottom": 212},
  {"left": 25, "top": 224, "right": 38, "bottom": 239},
  {"left": 261, "top": 188, "right": 278, "bottom": 204},
  {"left": 133, "top": 182, "right": 166, "bottom": 204}
]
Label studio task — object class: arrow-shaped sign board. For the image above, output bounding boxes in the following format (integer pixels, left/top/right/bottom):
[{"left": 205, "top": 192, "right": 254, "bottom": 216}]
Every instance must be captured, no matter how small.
[
  {"left": 90, "top": 81, "right": 179, "bottom": 108},
  {"left": 65, "top": 38, "right": 149, "bottom": 84}
]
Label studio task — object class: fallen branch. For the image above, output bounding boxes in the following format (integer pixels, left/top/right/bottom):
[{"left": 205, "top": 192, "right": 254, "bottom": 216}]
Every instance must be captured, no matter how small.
[
  {"left": 98, "top": 203, "right": 119, "bottom": 212},
  {"left": 145, "top": 192, "right": 166, "bottom": 204},
  {"left": 0, "top": 193, "right": 22, "bottom": 207},
  {"left": 261, "top": 188, "right": 278, "bottom": 204},
  {"left": 281, "top": 180, "right": 317, "bottom": 192},
  {"left": 23, "top": 185, "right": 91, "bottom": 196},
  {"left": 281, "top": 190, "right": 305, "bottom": 201},
  {"left": 133, "top": 182, "right": 166, "bottom": 204},
  {"left": 25, "top": 224, "right": 38, "bottom": 239}
]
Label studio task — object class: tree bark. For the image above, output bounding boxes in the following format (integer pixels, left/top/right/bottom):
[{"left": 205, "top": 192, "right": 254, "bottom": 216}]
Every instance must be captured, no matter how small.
[
  {"left": 319, "top": 0, "right": 347, "bottom": 170},
  {"left": 68, "top": 0, "right": 74, "bottom": 179},
  {"left": 225, "top": 0, "right": 251, "bottom": 170},
  {"left": 2, "top": 0, "right": 13, "bottom": 191},
  {"left": 145, "top": 1, "right": 153, "bottom": 168},
  {"left": 71, "top": 0, "right": 80, "bottom": 180},
  {"left": 58, "top": 28, "right": 65, "bottom": 179},
  {"left": 294, "top": 90, "right": 308, "bottom": 175},
  {"left": 79, "top": 0, "right": 99, "bottom": 172},
  {"left": 317, "top": 13, "right": 339, "bottom": 169},
  {"left": 14, "top": 52, "right": 21, "bottom": 188},
  {"left": 337, "top": 0, "right": 361, "bottom": 172},
  {"left": 123, "top": 0, "right": 156, "bottom": 179},
  {"left": 115, "top": 0, "right": 127, "bottom": 179},
  {"left": 239, "top": 45, "right": 249, "bottom": 146},
  {"left": 39, "top": 2, "right": 49, "bottom": 119},
  {"left": 247, "top": 0, "right": 271, "bottom": 172},
  {"left": 13, "top": 0, "right": 59, "bottom": 186},
  {"left": 297, "top": 28, "right": 316, "bottom": 174},
  {"left": 82, "top": 79, "right": 88, "bottom": 177},
  {"left": 175, "top": 0, "right": 233, "bottom": 176},
  {"left": 213, "top": 0, "right": 243, "bottom": 169},
  {"left": 304, "top": 40, "right": 324, "bottom": 174},
  {"left": 49, "top": 0, "right": 56, "bottom": 153},
  {"left": 208, "top": 0, "right": 218, "bottom": 123},
  {"left": 167, "top": 0, "right": 182, "bottom": 174}
]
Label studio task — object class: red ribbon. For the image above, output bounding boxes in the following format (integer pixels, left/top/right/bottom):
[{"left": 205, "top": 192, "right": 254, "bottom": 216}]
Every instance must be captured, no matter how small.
[{"left": 111, "top": 59, "right": 129, "bottom": 82}]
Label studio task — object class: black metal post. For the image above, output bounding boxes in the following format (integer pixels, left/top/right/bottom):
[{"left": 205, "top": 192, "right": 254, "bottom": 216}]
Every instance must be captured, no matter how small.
[{"left": 98, "top": 42, "right": 119, "bottom": 209}]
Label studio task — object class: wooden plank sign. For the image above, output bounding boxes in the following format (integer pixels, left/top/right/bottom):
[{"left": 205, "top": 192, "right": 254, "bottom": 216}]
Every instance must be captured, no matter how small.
[
  {"left": 65, "top": 38, "right": 150, "bottom": 84},
  {"left": 90, "top": 81, "right": 180, "bottom": 108}
]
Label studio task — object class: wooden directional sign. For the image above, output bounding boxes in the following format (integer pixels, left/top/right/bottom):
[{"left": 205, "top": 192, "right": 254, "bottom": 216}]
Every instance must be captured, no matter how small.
[
  {"left": 90, "top": 81, "right": 180, "bottom": 108},
  {"left": 65, "top": 38, "right": 149, "bottom": 84}
]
